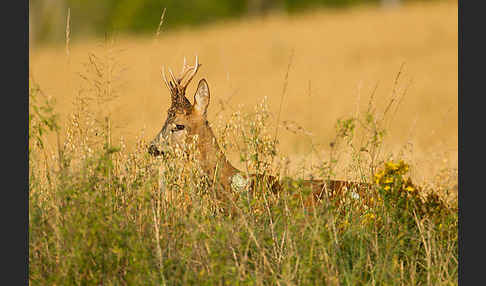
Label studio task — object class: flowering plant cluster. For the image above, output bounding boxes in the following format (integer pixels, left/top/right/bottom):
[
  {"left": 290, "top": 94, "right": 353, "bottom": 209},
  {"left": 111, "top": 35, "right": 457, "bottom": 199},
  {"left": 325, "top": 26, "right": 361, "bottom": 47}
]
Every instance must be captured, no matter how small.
[
  {"left": 372, "top": 160, "right": 452, "bottom": 230},
  {"left": 374, "top": 160, "right": 417, "bottom": 197}
]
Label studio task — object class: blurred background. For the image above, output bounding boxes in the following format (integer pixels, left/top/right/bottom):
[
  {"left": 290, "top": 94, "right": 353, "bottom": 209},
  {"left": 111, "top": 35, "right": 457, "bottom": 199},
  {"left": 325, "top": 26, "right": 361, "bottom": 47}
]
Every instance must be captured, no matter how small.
[
  {"left": 29, "top": 0, "right": 457, "bottom": 184},
  {"left": 31, "top": 0, "right": 431, "bottom": 45}
]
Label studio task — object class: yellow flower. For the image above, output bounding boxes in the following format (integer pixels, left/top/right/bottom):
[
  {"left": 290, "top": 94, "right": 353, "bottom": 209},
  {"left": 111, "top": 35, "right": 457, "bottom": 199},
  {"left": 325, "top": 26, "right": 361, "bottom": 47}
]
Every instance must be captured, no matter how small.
[
  {"left": 361, "top": 213, "right": 377, "bottom": 226},
  {"left": 384, "top": 177, "right": 393, "bottom": 184},
  {"left": 384, "top": 186, "right": 391, "bottom": 191},
  {"left": 386, "top": 162, "right": 399, "bottom": 171},
  {"left": 405, "top": 186, "right": 414, "bottom": 192},
  {"left": 374, "top": 171, "right": 385, "bottom": 184}
]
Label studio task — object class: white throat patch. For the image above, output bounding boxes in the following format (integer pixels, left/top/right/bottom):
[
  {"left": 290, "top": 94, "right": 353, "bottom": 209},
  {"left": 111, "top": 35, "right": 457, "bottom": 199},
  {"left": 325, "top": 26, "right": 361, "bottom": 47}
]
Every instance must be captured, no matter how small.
[{"left": 230, "top": 173, "right": 250, "bottom": 192}]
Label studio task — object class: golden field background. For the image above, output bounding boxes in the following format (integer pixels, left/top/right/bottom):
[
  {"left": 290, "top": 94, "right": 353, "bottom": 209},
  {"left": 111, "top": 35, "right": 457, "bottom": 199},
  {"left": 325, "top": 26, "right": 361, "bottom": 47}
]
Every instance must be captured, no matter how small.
[{"left": 29, "top": 0, "right": 457, "bottom": 185}]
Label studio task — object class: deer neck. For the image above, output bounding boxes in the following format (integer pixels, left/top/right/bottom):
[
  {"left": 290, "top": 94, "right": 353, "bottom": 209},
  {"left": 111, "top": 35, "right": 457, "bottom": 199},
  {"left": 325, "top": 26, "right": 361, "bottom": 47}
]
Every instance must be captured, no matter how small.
[{"left": 194, "top": 122, "right": 240, "bottom": 189}]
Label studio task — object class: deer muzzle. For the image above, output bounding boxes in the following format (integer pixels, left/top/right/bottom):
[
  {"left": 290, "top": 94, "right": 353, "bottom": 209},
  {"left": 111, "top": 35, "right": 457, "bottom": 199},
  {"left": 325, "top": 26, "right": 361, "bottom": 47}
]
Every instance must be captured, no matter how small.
[{"left": 148, "top": 144, "right": 164, "bottom": 157}]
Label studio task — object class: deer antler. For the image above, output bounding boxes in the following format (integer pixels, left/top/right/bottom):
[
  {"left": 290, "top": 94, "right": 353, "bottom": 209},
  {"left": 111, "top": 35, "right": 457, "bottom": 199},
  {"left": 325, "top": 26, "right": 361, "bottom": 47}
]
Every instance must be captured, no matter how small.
[
  {"left": 179, "top": 55, "right": 200, "bottom": 91},
  {"left": 161, "top": 56, "right": 201, "bottom": 98}
]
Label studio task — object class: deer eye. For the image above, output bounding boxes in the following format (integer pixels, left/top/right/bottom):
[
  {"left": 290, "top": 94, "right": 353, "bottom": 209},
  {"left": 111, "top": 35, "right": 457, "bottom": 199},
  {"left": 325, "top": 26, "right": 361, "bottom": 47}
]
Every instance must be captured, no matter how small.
[{"left": 173, "top": 124, "right": 185, "bottom": 132}]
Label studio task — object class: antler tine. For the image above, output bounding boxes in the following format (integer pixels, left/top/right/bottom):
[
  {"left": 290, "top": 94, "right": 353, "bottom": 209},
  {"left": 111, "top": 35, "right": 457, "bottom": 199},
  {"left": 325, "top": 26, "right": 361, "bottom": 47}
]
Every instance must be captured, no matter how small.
[
  {"left": 168, "top": 67, "right": 178, "bottom": 84},
  {"left": 178, "top": 64, "right": 192, "bottom": 80},
  {"left": 161, "top": 66, "right": 171, "bottom": 91},
  {"left": 181, "top": 56, "right": 200, "bottom": 90},
  {"left": 178, "top": 55, "right": 196, "bottom": 80}
]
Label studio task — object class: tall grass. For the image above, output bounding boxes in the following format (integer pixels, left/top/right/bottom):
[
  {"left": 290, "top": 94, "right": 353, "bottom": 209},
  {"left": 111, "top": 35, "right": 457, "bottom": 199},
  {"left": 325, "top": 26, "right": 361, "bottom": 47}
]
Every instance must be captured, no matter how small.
[{"left": 29, "top": 39, "right": 457, "bottom": 285}]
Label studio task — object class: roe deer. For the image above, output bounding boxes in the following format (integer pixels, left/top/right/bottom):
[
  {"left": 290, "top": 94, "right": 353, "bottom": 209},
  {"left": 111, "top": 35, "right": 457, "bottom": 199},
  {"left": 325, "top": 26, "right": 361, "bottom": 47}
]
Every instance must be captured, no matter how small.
[{"left": 148, "top": 57, "right": 371, "bottom": 213}]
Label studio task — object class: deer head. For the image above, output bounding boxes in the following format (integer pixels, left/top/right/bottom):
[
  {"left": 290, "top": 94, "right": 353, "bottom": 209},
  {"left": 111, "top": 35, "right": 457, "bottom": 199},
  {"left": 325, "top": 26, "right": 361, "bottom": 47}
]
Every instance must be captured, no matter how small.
[
  {"left": 148, "top": 57, "right": 238, "bottom": 182},
  {"left": 148, "top": 57, "right": 206, "bottom": 155}
]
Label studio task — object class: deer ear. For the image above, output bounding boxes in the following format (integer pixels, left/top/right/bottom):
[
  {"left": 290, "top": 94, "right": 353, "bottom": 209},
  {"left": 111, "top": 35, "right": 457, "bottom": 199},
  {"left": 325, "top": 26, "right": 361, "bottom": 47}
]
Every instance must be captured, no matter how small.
[{"left": 193, "top": 79, "right": 210, "bottom": 116}]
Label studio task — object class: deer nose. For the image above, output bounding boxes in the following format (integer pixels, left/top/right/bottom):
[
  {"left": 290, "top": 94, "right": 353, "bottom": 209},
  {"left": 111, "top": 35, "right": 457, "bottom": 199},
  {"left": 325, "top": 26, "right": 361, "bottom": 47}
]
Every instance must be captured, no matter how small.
[{"left": 148, "top": 144, "right": 163, "bottom": 157}]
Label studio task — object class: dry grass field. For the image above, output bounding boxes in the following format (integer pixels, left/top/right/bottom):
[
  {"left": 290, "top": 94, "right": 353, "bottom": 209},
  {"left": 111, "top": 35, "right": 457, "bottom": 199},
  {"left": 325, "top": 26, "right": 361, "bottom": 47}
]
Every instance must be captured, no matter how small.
[
  {"left": 29, "top": 1, "right": 458, "bottom": 284},
  {"left": 30, "top": 0, "right": 457, "bottom": 186}
]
